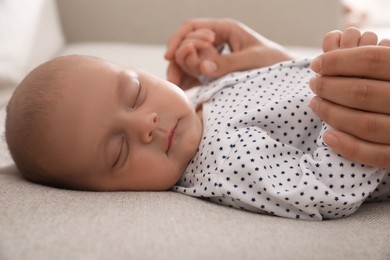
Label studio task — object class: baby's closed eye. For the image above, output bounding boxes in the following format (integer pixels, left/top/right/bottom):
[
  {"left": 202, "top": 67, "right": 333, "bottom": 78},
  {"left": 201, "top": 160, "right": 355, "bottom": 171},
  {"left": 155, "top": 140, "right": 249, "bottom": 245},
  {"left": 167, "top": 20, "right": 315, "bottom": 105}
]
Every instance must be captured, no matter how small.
[{"left": 112, "top": 135, "right": 128, "bottom": 169}]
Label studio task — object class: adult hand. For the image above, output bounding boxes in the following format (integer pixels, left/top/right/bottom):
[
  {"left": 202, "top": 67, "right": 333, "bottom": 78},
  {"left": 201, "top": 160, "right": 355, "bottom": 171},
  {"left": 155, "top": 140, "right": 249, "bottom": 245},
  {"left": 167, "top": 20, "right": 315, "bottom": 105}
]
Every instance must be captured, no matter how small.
[
  {"left": 310, "top": 40, "right": 390, "bottom": 168},
  {"left": 165, "top": 18, "right": 293, "bottom": 89},
  {"left": 172, "top": 28, "right": 220, "bottom": 82}
]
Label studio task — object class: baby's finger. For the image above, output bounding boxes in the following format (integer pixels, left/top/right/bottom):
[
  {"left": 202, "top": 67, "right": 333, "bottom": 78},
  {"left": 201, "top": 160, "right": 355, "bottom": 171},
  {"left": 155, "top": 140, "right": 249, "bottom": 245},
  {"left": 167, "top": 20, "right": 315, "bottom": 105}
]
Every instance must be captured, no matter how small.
[
  {"left": 322, "top": 30, "right": 342, "bottom": 52},
  {"left": 175, "top": 42, "right": 200, "bottom": 76},
  {"left": 323, "top": 130, "right": 390, "bottom": 168},
  {"left": 379, "top": 38, "right": 390, "bottom": 47},
  {"left": 185, "top": 28, "right": 215, "bottom": 43},
  {"left": 175, "top": 41, "right": 195, "bottom": 67},
  {"left": 176, "top": 39, "right": 214, "bottom": 70},
  {"left": 359, "top": 31, "right": 378, "bottom": 46},
  {"left": 165, "top": 22, "right": 197, "bottom": 60},
  {"left": 185, "top": 51, "right": 201, "bottom": 76},
  {"left": 309, "top": 76, "right": 390, "bottom": 114},
  {"left": 165, "top": 19, "right": 223, "bottom": 60},
  {"left": 166, "top": 62, "right": 184, "bottom": 85},
  {"left": 175, "top": 38, "right": 212, "bottom": 63},
  {"left": 309, "top": 96, "right": 390, "bottom": 144},
  {"left": 340, "top": 27, "right": 361, "bottom": 48}
]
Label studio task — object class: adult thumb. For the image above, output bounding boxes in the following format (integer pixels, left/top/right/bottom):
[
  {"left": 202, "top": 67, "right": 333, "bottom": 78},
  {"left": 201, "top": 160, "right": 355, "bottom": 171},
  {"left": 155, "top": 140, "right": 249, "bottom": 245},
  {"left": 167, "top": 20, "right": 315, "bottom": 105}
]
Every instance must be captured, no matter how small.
[
  {"left": 199, "top": 57, "right": 235, "bottom": 78},
  {"left": 199, "top": 50, "right": 258, "bottom": 78}
]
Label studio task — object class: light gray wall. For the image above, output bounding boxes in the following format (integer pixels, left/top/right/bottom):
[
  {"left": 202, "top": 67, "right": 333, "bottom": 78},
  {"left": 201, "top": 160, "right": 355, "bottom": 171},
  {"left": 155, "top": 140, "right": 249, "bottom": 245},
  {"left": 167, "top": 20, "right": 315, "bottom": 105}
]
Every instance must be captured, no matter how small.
[{"left": 56, "top": 0, "right": 342, "bottom": 47}]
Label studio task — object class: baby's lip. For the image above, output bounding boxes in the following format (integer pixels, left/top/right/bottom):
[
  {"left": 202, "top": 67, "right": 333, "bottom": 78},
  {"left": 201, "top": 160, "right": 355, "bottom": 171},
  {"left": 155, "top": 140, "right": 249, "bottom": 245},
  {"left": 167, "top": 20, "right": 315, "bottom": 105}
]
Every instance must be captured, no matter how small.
[{"left": 166, "top": 121, "right": 178, "bottom": 154}]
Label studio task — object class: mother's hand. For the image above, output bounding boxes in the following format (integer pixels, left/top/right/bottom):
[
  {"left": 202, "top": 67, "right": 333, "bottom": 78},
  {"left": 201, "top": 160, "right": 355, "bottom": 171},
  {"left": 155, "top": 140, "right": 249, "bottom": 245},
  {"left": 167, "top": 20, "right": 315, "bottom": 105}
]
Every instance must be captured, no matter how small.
[
  {"left": 164, "top": 18, "right": 292, "bottom": 88},
  {"left": 309, "top": 45, "right": 390, "bottom": 168}
]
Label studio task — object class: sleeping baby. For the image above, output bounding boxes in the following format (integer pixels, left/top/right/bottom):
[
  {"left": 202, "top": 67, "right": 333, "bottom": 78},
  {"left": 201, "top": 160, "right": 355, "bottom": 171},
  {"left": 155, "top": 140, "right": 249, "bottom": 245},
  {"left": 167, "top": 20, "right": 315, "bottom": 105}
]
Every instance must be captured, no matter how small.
[{"left": 5, "top": 23, "right": 390, "bottom": 220}]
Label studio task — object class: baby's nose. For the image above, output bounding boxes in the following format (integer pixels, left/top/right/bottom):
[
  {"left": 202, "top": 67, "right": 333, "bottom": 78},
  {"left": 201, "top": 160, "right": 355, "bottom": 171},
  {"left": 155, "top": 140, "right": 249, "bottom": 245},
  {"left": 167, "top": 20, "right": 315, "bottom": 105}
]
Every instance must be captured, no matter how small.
[{"left": 139, "top": 112, "right": 159, "bottom": 144}]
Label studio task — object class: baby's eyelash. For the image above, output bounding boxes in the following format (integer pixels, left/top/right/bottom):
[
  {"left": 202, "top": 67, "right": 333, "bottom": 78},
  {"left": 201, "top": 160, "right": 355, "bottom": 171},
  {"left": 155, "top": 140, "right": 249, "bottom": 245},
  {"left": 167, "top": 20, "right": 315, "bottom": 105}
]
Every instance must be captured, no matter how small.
[
  {"left": 132, "top": 83, "right": 142, "bottom": 108},
  {"left": 112, "top": 136, "right": 125, "bottom": 168}
]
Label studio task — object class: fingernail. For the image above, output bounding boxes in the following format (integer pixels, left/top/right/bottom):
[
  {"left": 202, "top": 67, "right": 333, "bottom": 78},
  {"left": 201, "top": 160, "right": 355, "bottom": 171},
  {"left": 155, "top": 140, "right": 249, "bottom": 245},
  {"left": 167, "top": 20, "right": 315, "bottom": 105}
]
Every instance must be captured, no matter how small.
[
  {"left": 310, "top": 56, "right": 322, "bottom": 73},
  {"left": 203, "top": 60, "right": 217, "bottom": 74},
  {"left": 309, "top": 77, "right": 317, "bottom": 94},
  {"left": 309, "top": 96, "right": 320, "bottom": 113},
  {"left": 323, "top": 132, "right": 339, "bottom": 147}
]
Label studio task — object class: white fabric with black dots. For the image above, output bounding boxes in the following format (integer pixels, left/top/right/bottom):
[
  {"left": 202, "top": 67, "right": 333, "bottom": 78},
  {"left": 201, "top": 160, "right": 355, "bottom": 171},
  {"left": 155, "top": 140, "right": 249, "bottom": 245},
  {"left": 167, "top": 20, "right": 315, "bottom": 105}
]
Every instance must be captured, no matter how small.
[{"left": 173, "top": 58, "right": 390, "bottom": 220}]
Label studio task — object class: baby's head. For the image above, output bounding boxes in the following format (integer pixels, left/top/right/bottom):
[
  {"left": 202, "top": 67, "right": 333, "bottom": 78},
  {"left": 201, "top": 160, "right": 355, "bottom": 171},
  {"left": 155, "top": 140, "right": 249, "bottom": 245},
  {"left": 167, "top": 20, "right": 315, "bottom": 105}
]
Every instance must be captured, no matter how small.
[{"left": 5, "top": 55, "right": 203, "bottom": 191}]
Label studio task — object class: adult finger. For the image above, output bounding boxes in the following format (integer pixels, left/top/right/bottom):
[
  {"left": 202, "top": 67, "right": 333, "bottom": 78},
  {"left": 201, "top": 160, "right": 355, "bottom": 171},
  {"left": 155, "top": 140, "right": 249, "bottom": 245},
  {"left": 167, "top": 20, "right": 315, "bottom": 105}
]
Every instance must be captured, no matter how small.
[
  {"left": 309, "top": 96, "right": 390, "bottom": 144},
  {"left": 166, "top": 62, "right": 183, "bottom": 85},
  {"left": 311, "top": 46, "right": 390, "bottom": 81},
  {"left": 309, "top": 75, "right": 390, "bottom": 114},
  {"left": 199, "top": 49, "right": 264, "bottom": 77},
  {"left": 323, "top": 130, "right": 390, "bottom": 168},
  {"left": 198, "top": 50, "right": 254, "bottom": 77},
  {"left": 199, "top": 46, "right": 292, "bottom": 78}
]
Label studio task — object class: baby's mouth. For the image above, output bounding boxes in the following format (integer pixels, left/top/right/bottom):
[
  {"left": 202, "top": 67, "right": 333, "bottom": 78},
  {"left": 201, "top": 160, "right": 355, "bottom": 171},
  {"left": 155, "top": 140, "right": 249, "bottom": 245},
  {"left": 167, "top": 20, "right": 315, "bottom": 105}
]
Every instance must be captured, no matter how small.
[{"left": 166, "top": 121, "right": 178, "bottom": 154}]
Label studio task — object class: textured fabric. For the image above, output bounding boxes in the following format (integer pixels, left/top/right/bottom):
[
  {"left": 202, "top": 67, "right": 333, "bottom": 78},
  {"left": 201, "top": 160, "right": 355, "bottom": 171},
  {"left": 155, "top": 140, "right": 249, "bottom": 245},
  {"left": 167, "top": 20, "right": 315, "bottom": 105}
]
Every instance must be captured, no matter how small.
[
  {"left": 175, "top": 59, "right": 390, "bottom": 220},
  {"left": 0, "top": 164, "right": 389, "bottom": 260}
]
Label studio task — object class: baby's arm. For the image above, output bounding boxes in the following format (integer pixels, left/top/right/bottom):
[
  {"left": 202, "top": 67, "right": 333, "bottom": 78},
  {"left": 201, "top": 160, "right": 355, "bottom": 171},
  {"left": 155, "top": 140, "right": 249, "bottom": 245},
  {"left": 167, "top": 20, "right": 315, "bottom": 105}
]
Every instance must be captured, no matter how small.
[{"left": 174, "top": 28, "right": 220, "bottom": 81}]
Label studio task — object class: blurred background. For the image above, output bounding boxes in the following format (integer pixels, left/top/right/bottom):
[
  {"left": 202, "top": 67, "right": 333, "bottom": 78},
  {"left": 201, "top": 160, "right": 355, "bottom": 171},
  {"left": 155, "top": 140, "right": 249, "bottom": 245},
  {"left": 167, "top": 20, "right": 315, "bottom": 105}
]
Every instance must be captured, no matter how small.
[
  {"left": 343, "top": 0, "right": 390, "bottom": 38},
  {"left": 1, "top": 0, "right": 389, "bottom": 109}
]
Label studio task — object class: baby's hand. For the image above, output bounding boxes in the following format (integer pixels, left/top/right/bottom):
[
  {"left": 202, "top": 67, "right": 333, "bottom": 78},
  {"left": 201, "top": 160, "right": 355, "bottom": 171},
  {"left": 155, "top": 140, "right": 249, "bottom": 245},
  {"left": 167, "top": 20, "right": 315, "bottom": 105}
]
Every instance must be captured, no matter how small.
[
  {"left": 321, "top": 27, "right": 381, "bottom": 52},
  {"left": 174, "top": 28, "right": 220, "bottom": 80}
]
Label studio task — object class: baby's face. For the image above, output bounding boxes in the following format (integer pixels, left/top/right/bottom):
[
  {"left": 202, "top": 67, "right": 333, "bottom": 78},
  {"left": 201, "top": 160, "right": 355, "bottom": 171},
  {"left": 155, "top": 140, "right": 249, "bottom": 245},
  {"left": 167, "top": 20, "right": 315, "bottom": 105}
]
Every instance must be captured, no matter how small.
[{"left": 46, "top": 56, "right": 203, "bottom": 191}]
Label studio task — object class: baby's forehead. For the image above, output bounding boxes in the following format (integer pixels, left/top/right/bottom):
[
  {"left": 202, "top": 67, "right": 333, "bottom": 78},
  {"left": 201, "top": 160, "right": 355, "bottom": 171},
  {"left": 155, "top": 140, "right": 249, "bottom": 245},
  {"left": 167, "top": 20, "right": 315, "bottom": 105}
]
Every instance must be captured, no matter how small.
[
  {"left": 58, "top": 56, "right": 119, "bottom": 82},
  {"left": 49, "top": 55, "right": 115, "bottom": 74}
]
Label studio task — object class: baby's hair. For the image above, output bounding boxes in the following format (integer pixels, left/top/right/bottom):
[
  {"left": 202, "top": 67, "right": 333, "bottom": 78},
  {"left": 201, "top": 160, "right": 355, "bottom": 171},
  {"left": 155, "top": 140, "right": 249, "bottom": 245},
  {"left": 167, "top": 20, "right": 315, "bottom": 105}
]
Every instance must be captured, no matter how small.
[{"left": 5, "top": 56, "right": 75, "bottom": 188}]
